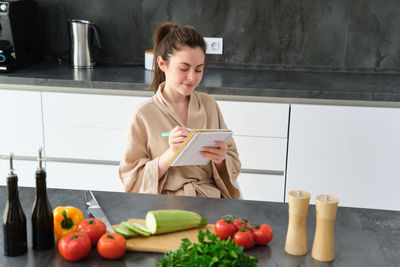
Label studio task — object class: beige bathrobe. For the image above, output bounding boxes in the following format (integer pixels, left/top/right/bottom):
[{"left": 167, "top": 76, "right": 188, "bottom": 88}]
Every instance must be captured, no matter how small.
[{"left": 118, "top": 85, "right": 241, "bottom": 199}]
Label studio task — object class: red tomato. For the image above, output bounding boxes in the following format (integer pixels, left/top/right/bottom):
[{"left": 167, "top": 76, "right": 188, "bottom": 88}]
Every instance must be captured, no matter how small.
[
  {"left": 252, "top": 224, "right": 273, "bottom": 245},
  {"left": 233, "top": 218, "right": 252, "bottom": 231},
  {"left": 97, "top": 233, "right": 126, "bottom": 260},
  {"left": 77, "top": 218, "right": 107, "bottom": 246},
  {"left": 214, "top": 219, "right": 238, "bottom": 240},
  {"left": 58, "top": 232, "right": 91, "bottom": 261},
  {"left": 233, "top": 230, "right": 254, "bottom": 249}
]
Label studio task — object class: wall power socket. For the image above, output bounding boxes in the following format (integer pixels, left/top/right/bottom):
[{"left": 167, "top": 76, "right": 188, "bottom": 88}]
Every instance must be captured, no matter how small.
[{"left": 204, "top": 37, "right": 223, "bottom": 55}]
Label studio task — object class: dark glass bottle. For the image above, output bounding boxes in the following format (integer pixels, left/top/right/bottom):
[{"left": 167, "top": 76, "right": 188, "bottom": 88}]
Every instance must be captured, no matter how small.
[
  {"left": 31, "top": 148, "right": 54, "bottom": 250},
  {"left": 2, "top": 153, "right": 27, "bottom": 256}
]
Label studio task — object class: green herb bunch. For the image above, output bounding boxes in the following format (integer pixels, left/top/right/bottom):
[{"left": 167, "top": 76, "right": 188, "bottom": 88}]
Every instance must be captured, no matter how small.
[{"left": 158, "top": 230, "right": 258, "bottom": 267}]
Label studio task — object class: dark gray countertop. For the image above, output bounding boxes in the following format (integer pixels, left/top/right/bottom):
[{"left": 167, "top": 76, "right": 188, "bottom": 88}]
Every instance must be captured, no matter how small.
[
  {"left": 1, "top": 186, "right": 399, "bottom": 266},
  {"left": 1, "top": 62, "right": 400, "bottom": 103}
]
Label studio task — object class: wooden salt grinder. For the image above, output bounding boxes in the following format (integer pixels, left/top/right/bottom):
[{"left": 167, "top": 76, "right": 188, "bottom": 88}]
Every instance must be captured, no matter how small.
[
  {"left": 311, "top": 194, "right": 339, "bottom": 262},
  {"left": 284, "top": 190, "right": 311, "bottom": 256}
]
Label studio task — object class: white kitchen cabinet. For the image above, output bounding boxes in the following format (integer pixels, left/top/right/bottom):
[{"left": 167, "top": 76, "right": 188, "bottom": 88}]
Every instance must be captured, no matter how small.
[
  {"left": 45, "top": 162, "right": 123, "bottom": 192},
  {"left": 237, "top": 173, "right": 285, "bottom": 202},
  {"left": 0, "top": 159, "right": 38, "bottom": 187},
  {"left": 0, "top": 89, "right": 43, "bottom": 156},
  {"left": 286, "top": 104, "right": 400, "bottom": 211},
  {"left": 0, "top": 158, "right": 123, "bottom": 192},
  {"left": 235, "top": 136, "right": 287, "bottom": 171},
  {"left": 44, "top": 126, "right": 126, "bottom": 161},
  {"left": 217, "top": 101, "right": 289, "bottom": 137},
  {"left": 217, "top": 101, "right": 289, "bottom": 172},
  {"left": 42, "top": 92, "right": 149, "bottom": 161},
  {"left": 217, "top": 100, "right": 289, "bottom": 202}
]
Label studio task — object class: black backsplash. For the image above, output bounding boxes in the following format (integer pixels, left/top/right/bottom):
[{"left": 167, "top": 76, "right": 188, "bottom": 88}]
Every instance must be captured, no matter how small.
[{"left": 37, "top": 0, "right": 400, "bottom": 73}]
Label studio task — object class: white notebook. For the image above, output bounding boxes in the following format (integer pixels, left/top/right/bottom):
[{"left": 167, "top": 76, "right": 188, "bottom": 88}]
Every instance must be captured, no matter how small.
[{"left": 168, "top": 129, "right": 233, "bottom": 166}]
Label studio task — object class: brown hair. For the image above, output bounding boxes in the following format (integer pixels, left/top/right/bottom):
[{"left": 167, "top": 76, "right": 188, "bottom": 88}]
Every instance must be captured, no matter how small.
[{"left": 148, "top": 22, "right": 206, "bottom": 92}]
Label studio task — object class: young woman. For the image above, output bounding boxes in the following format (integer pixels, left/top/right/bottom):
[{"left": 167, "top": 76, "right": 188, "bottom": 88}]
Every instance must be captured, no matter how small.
[{"left": 118, "top": 22, "right": 241, "bottom": 198}]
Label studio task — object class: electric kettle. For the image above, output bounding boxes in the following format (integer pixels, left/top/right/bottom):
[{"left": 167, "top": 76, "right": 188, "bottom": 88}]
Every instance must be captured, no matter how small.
[{"left": 67, "top": 19, "right": 102, "bottom": 69}]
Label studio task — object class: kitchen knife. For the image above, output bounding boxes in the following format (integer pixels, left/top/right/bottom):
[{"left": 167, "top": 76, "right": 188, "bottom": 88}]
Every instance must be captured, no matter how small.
[{"left": 84, "top": 190, "right": 114, "bottom": 233}]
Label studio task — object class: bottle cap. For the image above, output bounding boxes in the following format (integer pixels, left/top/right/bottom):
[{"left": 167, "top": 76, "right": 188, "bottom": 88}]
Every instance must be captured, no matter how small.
[
  {"left": 37, "top": 147, "right": 45, "bottom": 172},
  {"left": 7, "top": 153, "right": 17, "bottom": 181}
]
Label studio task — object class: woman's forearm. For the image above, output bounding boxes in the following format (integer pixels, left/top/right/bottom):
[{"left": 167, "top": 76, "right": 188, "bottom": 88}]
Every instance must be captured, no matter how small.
[
  {"left": 214, "top": 159, "right": 227, "bottom": 175},
  {"left": 158, "top": 147, "right": 175, "bottom": 179}
]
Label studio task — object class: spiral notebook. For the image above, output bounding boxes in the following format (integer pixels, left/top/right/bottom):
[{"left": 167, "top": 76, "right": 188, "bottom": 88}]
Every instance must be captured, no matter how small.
[{"left": 168, "top": 129, "right": 233, "bottom": 166}]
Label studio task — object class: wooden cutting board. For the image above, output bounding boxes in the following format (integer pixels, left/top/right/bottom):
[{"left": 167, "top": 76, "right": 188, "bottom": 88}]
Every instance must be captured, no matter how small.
[{"left": 112, "top": 219, "right": 215, "bottom": 253}]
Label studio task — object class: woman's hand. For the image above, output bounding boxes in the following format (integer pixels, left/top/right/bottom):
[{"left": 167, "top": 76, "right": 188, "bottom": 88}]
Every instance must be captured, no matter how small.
[
  {"left": 169, "top": 126, "right": 191, "bottom": 153},
  {"left": 200, "top": 141, "right": 227, "bottom": 165},
  {"left": 158, "top": 126, "right": 190, "bottom": 179}
]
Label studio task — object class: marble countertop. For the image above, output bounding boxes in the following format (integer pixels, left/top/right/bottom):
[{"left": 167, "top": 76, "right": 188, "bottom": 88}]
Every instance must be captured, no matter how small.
[
  {"left": 1, "top": 186, "right": 399, "bottom": 266},
  {"left": 1, "top": 61, "right": 400, "bottom": 105}
]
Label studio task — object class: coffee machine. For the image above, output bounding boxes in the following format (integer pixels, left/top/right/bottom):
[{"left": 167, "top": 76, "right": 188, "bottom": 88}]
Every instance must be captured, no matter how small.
[{"left": 0, "top": 0, "right": 41, "bottom": 73}]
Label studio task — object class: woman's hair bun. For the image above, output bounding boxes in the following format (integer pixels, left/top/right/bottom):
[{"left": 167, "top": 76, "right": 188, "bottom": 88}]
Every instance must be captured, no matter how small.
[{"left": 154, "top": 22, "right": 178, "bottom": 47}]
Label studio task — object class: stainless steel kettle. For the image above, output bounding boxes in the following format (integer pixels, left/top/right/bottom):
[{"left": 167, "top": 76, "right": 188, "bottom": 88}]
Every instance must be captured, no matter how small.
[{"left": 67, "top": 19, "right": 102, "bottom": 69}]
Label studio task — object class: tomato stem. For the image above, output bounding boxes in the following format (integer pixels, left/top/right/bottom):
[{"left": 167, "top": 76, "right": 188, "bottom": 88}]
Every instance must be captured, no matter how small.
[
  {"left": 71, "top": 233, "right": 81, "bottom": 239},
  {"left": 221, "top": 214, "right": 235, "bottom": 223},
  {"left": 107, "top": 234, "right": 115, "bottom": 239}
]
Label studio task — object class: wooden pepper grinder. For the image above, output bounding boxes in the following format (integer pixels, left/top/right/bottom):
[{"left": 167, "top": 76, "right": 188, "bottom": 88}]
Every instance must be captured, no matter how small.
[
  {"left": 311, "top": 194, "right": 339, "bottom": 262},
  {"left": 284, "top": 190, "right": 310, "bottom": 256}
]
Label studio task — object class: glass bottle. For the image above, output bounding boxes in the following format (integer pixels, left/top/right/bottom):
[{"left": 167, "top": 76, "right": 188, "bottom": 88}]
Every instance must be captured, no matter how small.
[
  {"left": 2, "top": 153, "right": 27, "bottom": 256},
  {"left": 32, "top": 148, "right": 54, "bottom": 250}
]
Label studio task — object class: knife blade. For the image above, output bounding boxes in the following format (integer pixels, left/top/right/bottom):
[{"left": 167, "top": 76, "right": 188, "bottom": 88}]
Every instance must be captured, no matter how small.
[{"left": 85, "top": 190, "right": 114, "bottom": 233}]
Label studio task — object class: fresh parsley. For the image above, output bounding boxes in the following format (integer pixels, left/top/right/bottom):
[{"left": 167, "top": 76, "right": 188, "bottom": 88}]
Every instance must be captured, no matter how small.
[{"left": 158, "top": 229, "right": 258, "bottom": 267}]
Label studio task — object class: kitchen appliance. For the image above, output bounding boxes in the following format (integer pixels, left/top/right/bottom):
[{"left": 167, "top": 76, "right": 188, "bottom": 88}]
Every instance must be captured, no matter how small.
[
  {"left": 0, "top": 0, "right": 42, "bottom": 73},
  {"left": 67, "top": 19, "right": 102, "bottom": 69}
]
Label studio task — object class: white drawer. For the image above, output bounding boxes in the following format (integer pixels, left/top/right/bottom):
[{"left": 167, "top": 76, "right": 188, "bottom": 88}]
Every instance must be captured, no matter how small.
[
  {"left": 44, "top": 126, "right": 126, "bottom": 160},
  {"left": 0, "top": 159, "right": 38, "bottom": 187},
  {"left": 0, "top": 90, "right": 43, "bottom": 156},
  {"left": 235, "top": 136, "right": 287, "bottom": 171},
  {"left": 237, "top": 173, "right": 284, "bottom": 202},
  {"left": 46, "top": 162, "right": 123, "bottom": 192},
  {"left": 42, "top": 92, "right": 149, "bottom": 129},
  {"left": 218, "top": 101, "right": 289, "bottom": 137}
]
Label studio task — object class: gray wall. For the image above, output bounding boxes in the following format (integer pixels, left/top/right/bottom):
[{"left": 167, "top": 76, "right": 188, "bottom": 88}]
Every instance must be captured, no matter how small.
[{"left": 38, "top": 0, "right": 400, "bottom": 72}]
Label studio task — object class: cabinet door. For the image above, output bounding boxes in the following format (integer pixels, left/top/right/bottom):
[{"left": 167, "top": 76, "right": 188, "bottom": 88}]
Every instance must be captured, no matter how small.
[
  {"left": 0, "top": 159, "right": 37, "bottom": 187},
  {"left": 45, "top": 162, "right": 123, "bottom": 192},
  {"left": 217, "top": 101, "right": 289, "bottom": 137},
  {"left": 217, "top": 100, "right": 288, "bottom": 171},
  {"left": 286, "top": 104, "right": 400, "bottom": 211},
  {"left": 42, "top": 92, "right": 149, "bottom": 161},
  {"left": 0, "top": 90, "right": 43, "bottom": 156},
  {"left": 235, "top": 136, "right": 287, "bottom": 171},
  {"left": 237, "top": 173, "right": 285, "bottom": 202}
]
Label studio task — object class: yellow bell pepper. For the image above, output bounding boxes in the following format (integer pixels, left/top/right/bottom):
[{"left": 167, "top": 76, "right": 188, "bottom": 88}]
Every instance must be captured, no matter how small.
[{"left": 53, "top": 206, "right": 84, "bottom": 239}]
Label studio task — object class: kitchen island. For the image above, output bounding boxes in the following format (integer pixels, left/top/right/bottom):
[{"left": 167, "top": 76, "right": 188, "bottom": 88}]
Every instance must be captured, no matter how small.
[{"left": 1, "top": 186, "right": 399, "bottom": 267}]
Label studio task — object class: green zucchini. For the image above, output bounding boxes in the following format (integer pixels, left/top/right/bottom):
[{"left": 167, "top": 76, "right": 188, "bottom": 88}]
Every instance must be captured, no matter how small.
[
  {"left": 129, "top": 221, "right": 151, "bottom": 236},
  {"left": 120, "top": 221, "right": 139, "bottom": 237},
  {"left": 145, "top": 209, "right": 208, "bottom": 235},
  {"left": 115, "top": 222, "right": 138, "bottom": 238},
  {"left": 119, "top": 220, "right": 151, "bottom": 237}
]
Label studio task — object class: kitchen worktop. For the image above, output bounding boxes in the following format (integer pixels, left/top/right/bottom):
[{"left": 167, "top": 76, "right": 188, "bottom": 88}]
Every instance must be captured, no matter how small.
[
  {"left": 1, "top": 61, "right": 400, "bottom": 104},
  {"left": 1, "top": 186, "right": 399, "bottom": 266}
]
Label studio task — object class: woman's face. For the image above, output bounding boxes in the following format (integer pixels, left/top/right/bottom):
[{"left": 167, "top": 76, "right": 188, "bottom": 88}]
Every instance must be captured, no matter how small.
[{"left": 158, "top": 45, "right": 205, "bottom": 97}]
